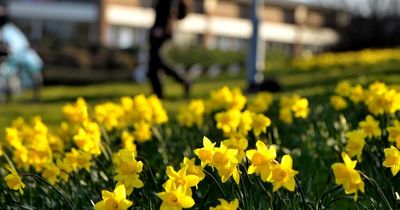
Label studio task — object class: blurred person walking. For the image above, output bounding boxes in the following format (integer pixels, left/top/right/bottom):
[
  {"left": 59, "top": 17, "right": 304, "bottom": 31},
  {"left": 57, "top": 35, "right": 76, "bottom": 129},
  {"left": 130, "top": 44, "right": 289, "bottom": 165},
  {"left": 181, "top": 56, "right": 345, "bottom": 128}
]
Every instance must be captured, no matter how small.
[
  {"left": 0, "top": 7, "right": 43, "bottom": 102},
  {"left": 148, "top": 0, "right": 191, "bottom": 99}
]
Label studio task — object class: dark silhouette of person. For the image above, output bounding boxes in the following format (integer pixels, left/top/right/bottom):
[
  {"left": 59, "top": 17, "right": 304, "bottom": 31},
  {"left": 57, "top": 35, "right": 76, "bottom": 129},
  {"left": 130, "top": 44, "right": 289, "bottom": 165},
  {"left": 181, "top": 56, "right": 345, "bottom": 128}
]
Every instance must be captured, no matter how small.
[{"left": 148, "top": 0, "right": 191, "bottom": 99}]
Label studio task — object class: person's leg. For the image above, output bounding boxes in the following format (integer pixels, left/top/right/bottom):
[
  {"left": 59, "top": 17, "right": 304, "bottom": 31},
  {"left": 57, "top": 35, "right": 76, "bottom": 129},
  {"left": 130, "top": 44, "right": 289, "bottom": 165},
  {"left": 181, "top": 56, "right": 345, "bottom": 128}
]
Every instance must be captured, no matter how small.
[
  {"left": 159, "top": 59, "right": 191, "bottom": 98},
  {"left": 159, "top": 59, "right": 186, "bottom": 84},
  {"left": 147, "top": 56, "right": 163, "bottom": 98}
]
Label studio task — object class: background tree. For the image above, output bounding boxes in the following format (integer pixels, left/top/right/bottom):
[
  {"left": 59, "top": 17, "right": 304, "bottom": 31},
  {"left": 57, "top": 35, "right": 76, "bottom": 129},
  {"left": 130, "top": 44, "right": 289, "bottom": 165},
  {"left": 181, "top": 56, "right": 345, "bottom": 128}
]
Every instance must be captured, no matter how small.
[{"left": 313, "top": 0, "right": 400, "bottom": 50}]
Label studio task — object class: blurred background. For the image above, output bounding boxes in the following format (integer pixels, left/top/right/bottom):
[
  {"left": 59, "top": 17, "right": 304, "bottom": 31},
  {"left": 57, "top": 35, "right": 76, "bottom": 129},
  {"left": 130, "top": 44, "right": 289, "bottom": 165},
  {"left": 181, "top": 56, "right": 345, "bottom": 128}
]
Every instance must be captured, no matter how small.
[
  {"left": 0, "top": 0, "right": 347, "bottom": 83},
  {"left": 1, "top": 0, "right": 400, "bottom": 126},
  {"left": 2, "top": 0, "right": 400, "bottom": 83}
]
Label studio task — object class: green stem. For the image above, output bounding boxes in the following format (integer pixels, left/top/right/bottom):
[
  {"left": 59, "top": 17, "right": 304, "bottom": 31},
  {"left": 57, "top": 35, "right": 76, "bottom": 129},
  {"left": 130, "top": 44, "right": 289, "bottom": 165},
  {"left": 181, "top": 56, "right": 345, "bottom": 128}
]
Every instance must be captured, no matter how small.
[
  {"left": 239, "top": 174, "right": 248, "bottom": 210},
  {"left": 22, "top": 173, "right": 74, "bottom": 210},
  {"left": 316, "top": 185, "right": 341, "bottom": 210},
  {"left": 98, "top": 123, "right": 113, "bottom": 162},
  {"left": 203, "top": 170, "right": 226, "bottom": 199},
  {"left": 137, "top": 156, "right": 161, "bottom": 192},
  {"left": 239, "top": 164, "right": 257, "bottom": 208},
  {"left": 295, "top": 177, "right": 308, "bottom": 210},
  {"left": 325, "top": 196, "right": 354, "bottom": 209},
  {"left": 360, "top": 172, "right": 392, "bottom": 210},
  {"left": 2, "top": 151, "right": 17, "bottom": 172},
  {"left": 143, "top": 170, "right": 153, "bottom": 210}
]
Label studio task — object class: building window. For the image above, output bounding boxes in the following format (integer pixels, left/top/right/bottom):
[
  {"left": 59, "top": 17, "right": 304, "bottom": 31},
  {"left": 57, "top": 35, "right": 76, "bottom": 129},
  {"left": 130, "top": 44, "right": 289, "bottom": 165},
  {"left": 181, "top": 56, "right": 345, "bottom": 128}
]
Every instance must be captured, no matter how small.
[{"left": 283, "top": 9, "right": 295, "bottom": 24}]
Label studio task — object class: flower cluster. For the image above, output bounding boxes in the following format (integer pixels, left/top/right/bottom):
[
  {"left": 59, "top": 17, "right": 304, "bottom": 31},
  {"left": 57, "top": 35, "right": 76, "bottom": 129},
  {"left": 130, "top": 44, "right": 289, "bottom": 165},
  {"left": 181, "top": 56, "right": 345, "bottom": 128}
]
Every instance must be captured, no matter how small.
[
  {"left": 279, "top": 95, "right": 309, "bottom": 124},
  {"left": 157, "top": 158, "right": 204, "bottom": 210},
  {"left": 331, "top": 81, "right": 400, "bottom": 115},
  {"left": 5, "top": 117, "right": 58, "bottom": 171},
  {"left": 294, "top": 48, "right": 400, "bottom": 69},
  {"left": 113, "top": 149, "right": 144, "bottom": 195},
  {"left": 330, "top": 80, "right": 400, "bottom": 201},
  {"left": 247, "top": 141, "right": 298, "bottom": 191},
  {"left": 177, "top": 99, "right": 205, "bottom": 127}
]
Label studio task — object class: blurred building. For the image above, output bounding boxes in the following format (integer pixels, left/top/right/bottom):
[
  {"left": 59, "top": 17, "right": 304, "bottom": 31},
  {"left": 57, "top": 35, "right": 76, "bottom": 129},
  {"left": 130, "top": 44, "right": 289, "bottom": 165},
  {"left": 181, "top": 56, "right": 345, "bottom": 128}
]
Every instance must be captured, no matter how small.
[{"left": 8, "top": 0, "right": 348, "bottom": 54}]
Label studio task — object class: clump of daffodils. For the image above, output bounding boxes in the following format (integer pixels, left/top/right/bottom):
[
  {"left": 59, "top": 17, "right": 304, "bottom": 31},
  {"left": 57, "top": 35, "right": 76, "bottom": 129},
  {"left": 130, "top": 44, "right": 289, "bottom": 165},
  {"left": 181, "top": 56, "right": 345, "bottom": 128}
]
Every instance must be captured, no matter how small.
[
  {"left": 194, "top": 137, "right": 240, "bottom": 184},
  {"left": 247, "top": 140, "right": 298, "bottom": 192},
  {"left": 5, "top": 117, "right": 58, "bottom": 171},
  {"left": 279, "top": 95, "right": 309, "bottom": 124},
  {"left": 333, "top": 81, "right": 400, "bottom": 116},
  {"left": 215, "top": 109, "right": 271, "bottom": 138},
  {"left": 247, "top": 92, "right": 273, "bottom": 113},
  {"left": 177, "top": 99, "right": 205, "bottom": 127},
  {"left": 157, "top": 157, "right": 204, "bottom": 210},
  {"left": 208, "top": 86, "right": 246, "bottom": 111},
  {"left": 113, "top": 149, "right": 144, "bottom": 195}
]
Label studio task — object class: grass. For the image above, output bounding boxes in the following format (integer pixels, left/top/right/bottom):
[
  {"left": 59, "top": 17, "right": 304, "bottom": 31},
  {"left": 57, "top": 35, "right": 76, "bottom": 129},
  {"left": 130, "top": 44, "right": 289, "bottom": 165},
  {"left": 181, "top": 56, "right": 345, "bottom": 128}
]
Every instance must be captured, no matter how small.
[
  {"left": 1, "top": 61, "right": 400, "bottom": 130},
  {"left": 0, "top": 76, "right": 245, "bottom": 129}
]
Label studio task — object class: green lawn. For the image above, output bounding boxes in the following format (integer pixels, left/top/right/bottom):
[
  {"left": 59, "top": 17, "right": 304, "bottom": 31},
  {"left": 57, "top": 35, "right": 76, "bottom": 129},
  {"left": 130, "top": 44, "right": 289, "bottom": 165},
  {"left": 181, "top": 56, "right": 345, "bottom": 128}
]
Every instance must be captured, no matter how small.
[
  {"left": 0, "top": 76, "right": 246, "bottom": 129},
  {"left": 1, "top": 61, "right": 400, "bottom": 130}
]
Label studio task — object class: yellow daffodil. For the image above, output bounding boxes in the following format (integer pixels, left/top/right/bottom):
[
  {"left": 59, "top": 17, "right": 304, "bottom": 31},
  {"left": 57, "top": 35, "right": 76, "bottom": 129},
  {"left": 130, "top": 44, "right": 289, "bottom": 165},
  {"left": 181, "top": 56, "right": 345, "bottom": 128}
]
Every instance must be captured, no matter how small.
[
  {"left": 330, "top": 95, "right": 347, "bottom": 111},
  {"left": 215, "top": 109, "right": 241, "bottom": 136},
  {"left": 56, "top": 158, "right": 72, "bottom": 182},
  {"left": 133, "top": 121, "right": 152, "bottom": 143},
  {"left": 209, "top": 198, "right": 239, "bottom": 210},
  {"left": 94, "top": 102, "right": 124, "bottom": 131},
  {"left": 64, "top": 148, "right": 92, "bottom": 172},
  {"left": 279, "top": 108, "right": 293, "bottom": 124},
  {"left": 229, "top": 88, "right": 246, "bottom": 111},
  {"left": 383, "top": 146, "right": 400, "bottom": 176},
  {"left": 163, "top": 166, "right": 201, "bottom": 194},
  {"left": 157, "top": 182, "right": 195, "bottom": 210},
  {"left": 130, "top": 94, "right": 153, "bottom": 123},
  {"left": 369, "top": 81, "right": 388, "bottom": 96},
  {"left": 345, "top": 130, "right": 366, "bottom": 161},
  {"left": 4, "top": 167, "right": 25, "bottom": 194},
  {"left": 180, "top": 157, "right": 205, "bottom": 181},
  {"left": 331, "top": 152, "right": 365, "bottom": 201},
  {"left": 147, "top": 95, "right": 168, "bottom": 124},
  {"left": 177, "top": 99, "right": 205, "bottom": 127},
  {"left": 62, "top": 97, "right": 89, "bottom": 124},
  {"left": 237, "top": 110, "right": 253, "bottom": 136},
  {"left": 73, "top": 121, "right": 101, "bottom": 155},
  {"left": 335, "top": 81, "right": 352, "bottom": 97},
  {"left": 388, "top": 120, "right": 400, "bottom": 149},
  {"left": 114, "top": 149, "right": 144, "bottom": 195},
  {"left": 210, "top": 142, "right": 240, "bottom": 184},
  {"left": 94, "top": 185, "right": 133, "bottom": 210},
  {"left": 121, "top": 130, "right": 136, "bottom": 153},
  {"left": 252, "top": 114, "right": 271, "bottom": 137},
  {"left": 349, "top": 84, "right": 364, "bottom": 104},
  {"left": 222, "top": 137, "right": 248, "bottom": 162},
  {"left": 246, "top": 140, "right": 277, "bottom": 182},
  {"left": 270, "top": 155, "right": 298, "bottom": 192},
  {"left": 248, "top": 92, "right": 273, "bottom": 113},
  {"left": 358, "top": 115, "right": 381, "bottom": 139},
  {"left": 209, "top": 86, "right": 233, "bottom": 111},
  {"left": 291, "top": 98, "right": 309, "bottom": 119},
  {"left": 42, "top": 162, "right": 61, "bottom": 185},
  {"left": 194, "top": 137, "right": 216, "bottom": 167}
]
